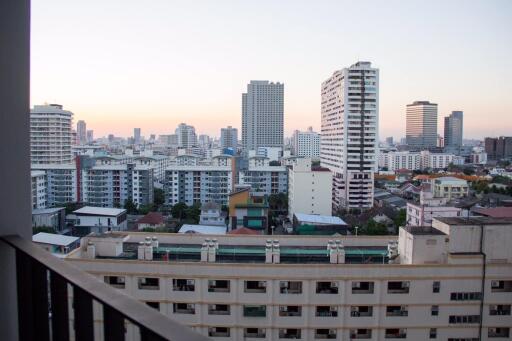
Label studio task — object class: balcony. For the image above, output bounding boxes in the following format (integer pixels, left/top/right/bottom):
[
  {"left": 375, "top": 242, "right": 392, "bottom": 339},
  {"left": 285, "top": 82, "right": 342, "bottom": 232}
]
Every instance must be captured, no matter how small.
[
  {"left": 387, "top": 281, "right": 410, "bottom": 294},
  {"left": 243, "top": 305, "right": 267, "bottom": 317},
  {"left": 0, "top": 235, "right": 208, "bottom": 341}
]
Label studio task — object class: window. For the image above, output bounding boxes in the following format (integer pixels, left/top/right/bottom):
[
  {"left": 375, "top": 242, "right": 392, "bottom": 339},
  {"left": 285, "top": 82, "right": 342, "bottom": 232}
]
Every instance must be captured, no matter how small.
[
  {"left": 173, "top": 303, "right": 195, "bottom": 314},
  {"left": 488, "top": 327, "right": 510, "bottom": 338},
  {"left": 208, "top": 304, "right": 230, "bottom": 315},
  {"left": 279, "top": 329, "right": 301, "bottom": 339},
  {"left": 315, "top": 306, "right": 338, "bottom": 317},
  {"left": 450, "top": 292, "right": 481, "bottom": 301},
  {"left": 173, "top": 278, "right": 195, "bottom": 291},
  {"left": 491, "top": 280, "right": 512, "bottom": 292},
  {"left": 244, "top": 328, "right": 266, "bottom": 338},
  {"left": 316, "top": 281, "right": 338, "bottom": 294},
  {"left": 280, "top": 281, "right": 302, "bottom": 294},
  {"left": 146, "top": 301, "right": 160, "bottom": 310},
  {"left": 489, "top": 304, "right": 511, "bottom": 315},
  {"left": 208, "top": 327, "right": 230, "bottom": 338},
  {"left": 137, "top": 277, "right": 159, "bottom": 290},
  {"left": 243, "top": 305, "right": 266, "bottom": 317},
  {"left": 352, "top": 281, "right": 374, "bottom": 294},
  {"left": 386, "top": 305, "right": 408, "bottom": 317},
  {"left": 385, "top": 329, "right": 406, "bottom": 339},
  {"left": 315, "top": 329, "right": 336, "bottom": 339},
  {"left": 245, "top": 280, "right": 266, "bottom": 293},
  {"left": 431, "top": 305, "right": 439, "bottom": 316},
  {"left": 279, "top": 305, "right": 302, "bottom": 317},
  {"left": 208, "top": 280, "right": 230, "bottom": 293},
  {"left": 429, "top": 328, "right": 437, "bottom": 339},
  {"left": 387, "top": 281, "right": 410, "bottom": 294},
  {"left": 350, "top": 329, "right": 372, "bottom": 339},
  {"left": 104, "top": 275, "right": 125, "bottom": 289},
  {"left": 448, "top": 315, "right": 480, "bottom": 324},
  {"left": 433, "top": 281, "right": 440, "bottom": 293},
  {"left": 350, "top": 306, "right": 373, "bottom": 317}
]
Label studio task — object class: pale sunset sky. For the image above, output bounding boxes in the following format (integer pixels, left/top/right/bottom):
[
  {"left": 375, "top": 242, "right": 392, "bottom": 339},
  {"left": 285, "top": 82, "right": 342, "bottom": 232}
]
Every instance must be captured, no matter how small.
[{"left": 31, "top": 0, "right": 512, "bottom": 140}]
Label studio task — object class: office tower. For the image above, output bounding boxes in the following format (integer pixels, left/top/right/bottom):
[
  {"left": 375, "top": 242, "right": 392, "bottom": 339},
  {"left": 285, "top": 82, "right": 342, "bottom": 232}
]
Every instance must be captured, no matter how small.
[
  {"left": 444, "top": 111, "right": 463, "bottom": 148},
  {"left": 485, "top": 136, "right": 512, "bottom": 161},
  {"left": 385, "top": 136, "right": 393, "bottom": 146},
  {"left": 320, "top": 61, "right": 379, "bottom": 210},
  {"left": 406, "top": 101, "right": 438, "bottom": 149},
  {"left": 77, "top": 120, "right": 87, "bottom": 145},
  {"left": 242, "top": 80, "right": 284, "bottom": 151},
  {"left": 292, "top": 127, "right": 321, "bottom": 158},
  {"left": 220, "top": 126, "right": 238, "bottom": 149},
  {"left": 134, "top": 128, "right": 141, "bottom": 145},
  {"left": 198, "top": 134, "right": 211, "bottom": 147},
  {"left": 30, "top": 104, "right": 74, "bottom": 164},
  {"left": 86, "top": 130, "right": 94, "bottom": 143},
  {"left": 175, "top": 123, "right": 197, "bottom": 148}
]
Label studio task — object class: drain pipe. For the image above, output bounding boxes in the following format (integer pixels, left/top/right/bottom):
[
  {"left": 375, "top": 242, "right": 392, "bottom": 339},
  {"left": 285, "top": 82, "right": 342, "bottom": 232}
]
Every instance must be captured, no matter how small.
[{"left": 478, "top": 224, "right": 486, "bottom": 341}]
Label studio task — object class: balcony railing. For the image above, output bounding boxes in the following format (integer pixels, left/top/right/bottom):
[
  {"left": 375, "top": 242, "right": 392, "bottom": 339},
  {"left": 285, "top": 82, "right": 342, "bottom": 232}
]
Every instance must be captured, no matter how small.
[{"left": 0, "top": 235, "right": 210, "bottom": 341}]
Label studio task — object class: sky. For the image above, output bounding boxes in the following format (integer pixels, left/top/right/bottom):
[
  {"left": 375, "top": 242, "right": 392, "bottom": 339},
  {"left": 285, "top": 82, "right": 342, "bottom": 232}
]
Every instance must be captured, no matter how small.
[{"left": 31, "top": 0, "right": 512, "bottom": 140}]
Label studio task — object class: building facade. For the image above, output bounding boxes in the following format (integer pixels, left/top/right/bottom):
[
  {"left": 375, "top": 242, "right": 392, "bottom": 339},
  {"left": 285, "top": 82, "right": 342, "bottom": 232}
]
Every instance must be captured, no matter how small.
[
  {"left": 220, "top": 126, "right": 238, "bottom": 149},
  {"left": 77, "top": 120, "right": 87, "bottom": 145},
  {"left": 288, "top": 158, "right": 332, "bottom": 219},
  {"left": 320, "top": 62, "right": 379, "bottom": 210},
  {"left": 30, "top": 170, "right": 47, "bottom": 209},
  {"left": 485, "top": 137, "right": 512, "bottom": 161},
  {"left": 68, "top": 216, "right": 512, "bottom": 341},
  {"left": 242, "top": 80, "right": 284, "bottom": 151},
  {"left": 30, "top": 104, "right": 74, "bottom": 164},
  {"left": 406, "top": 101, "right": 438, "bottom": 149},
  {"left": 238, "top": 157, "right": 288, "bottom": 197},
  {"left": 31, "top": 163, "right": 78, "bottom": 207},
  {"left": 176, "top": 123, "right": 197, "bottom": 148},
  {"left": 292, "top": 127, "right": 321, "bottom": 158},
  {"left": 378, "top": 151, "right": 456, "bottom": 171}
]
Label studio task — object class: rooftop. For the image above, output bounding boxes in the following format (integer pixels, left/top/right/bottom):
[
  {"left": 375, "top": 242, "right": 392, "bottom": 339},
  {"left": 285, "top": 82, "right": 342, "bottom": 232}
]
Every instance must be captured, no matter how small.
[
  {"left": 73, "top": 206, "right": 126, "bottom": 216},
  {"left": 32, "top": 207, "right": 64, "bottom": 215},
  {"left": 434, "top": 216, "right": 512, "bottom": 226},
  {"left": 179, "top": 224, "right": 227, "bottom": 235},
  {"left": 403, "top": 226, "right": 446, "bottom": 236},
  {"left": 294, "top": 213, "right": 347, "bottom": 226},
  {"left": 137, "top": 212, "right": 165, "bottom": 225},
  {"left": 472, "top": 207, "right": 512, "bottom": 218},
  {"left": 33, "top": 232, "right": 79, "bottom": 246}
]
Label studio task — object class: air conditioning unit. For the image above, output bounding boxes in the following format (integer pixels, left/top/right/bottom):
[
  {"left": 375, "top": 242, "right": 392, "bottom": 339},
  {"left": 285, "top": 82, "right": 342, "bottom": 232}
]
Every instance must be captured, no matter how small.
[
  {"left": 140, "top": 278, "right": 147, "bottom": 284},
  {"left": 280, "top": 282, "right": 288, "bottom": 288},
  {"left": 211, "top": 280, "right": 216, "bottom": 286},
  {"left": 186, "top": 279, "right": 194, "bottom": 285},
  {"left": 258, "top": 281, "right": 267, "bottom": 287},
  {"left": 331, "top": 282, "right": 338, "bottom": 288},
  {"left": 118, "top": 277, "right": 125, "bottom": 283},
  {"left": 491, "top": 280, "right": 500, "bottom": 287}
]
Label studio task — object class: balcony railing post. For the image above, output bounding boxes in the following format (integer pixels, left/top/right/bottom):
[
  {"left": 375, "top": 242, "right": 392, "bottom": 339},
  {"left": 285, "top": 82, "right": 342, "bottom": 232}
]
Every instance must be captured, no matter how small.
[
  {"left": 73, "top": 286, "right": 94, "bottom": 341},
  {"left": 103, "top": 305, "right": 126, "bottom": 340},
  {"left": 16, "top": 249, "right": 51, "bottom": 341},
  {"left": 50, "top": 271, "right": 70, "bottom": 341}
]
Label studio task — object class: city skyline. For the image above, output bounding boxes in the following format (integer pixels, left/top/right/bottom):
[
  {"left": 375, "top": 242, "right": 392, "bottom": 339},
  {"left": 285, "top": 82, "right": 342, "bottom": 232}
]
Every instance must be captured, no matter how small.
[{"left": 31, "top": 0, "right": 512, "bottom": 139}]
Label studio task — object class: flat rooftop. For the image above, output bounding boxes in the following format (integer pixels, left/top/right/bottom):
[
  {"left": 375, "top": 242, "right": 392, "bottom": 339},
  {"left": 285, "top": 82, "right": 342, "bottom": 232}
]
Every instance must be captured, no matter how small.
[
  {"left": 403, "top": 226, "right": 446, "bottom": 236},
  {"left": 74, "top": 206, "right": 126, "bottom": 216},
  {"left": 434, "top": 216, "right": 512, "bottom": 225}
]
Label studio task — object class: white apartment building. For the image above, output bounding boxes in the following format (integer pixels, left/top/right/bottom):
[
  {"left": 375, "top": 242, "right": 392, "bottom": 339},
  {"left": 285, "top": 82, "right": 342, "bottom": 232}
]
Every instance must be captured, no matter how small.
[
  {"left": 67, "top": 216, "right": 512, "bottom": 341},
  {"left": 242, "top": 80, "right": 284, "bottom": 150},
  {"left": 30, "top": 104, "right": 74, "bottom": 164},
  {"left": 321, "top": 62, "right": 379, "bottom": 210},
  {"left": 406, "top": 191, "right": 464, "bottom": 226},
  {"left": 176, "top": 123, "right": 197, "bottom": 148},
  {"left": 31, "top": 163, "right": 78, "bottom": 206},
  {"left": 239, "top": 157, "right": 288, "bottom": 196},
  {"left": 406, "top": 101, "right": 438, "bottom": 149},
  {"left": 433, "top": 177, "right": 470, "bottom": 201},
  {"left": 133, "top": 155, "right": 172, "bottom": 183},
  {"left": 288, "top": 158, "right": 332, "bottom": 219},
  {"left": 379, "top": 151, "right": 456, "bottom": 171},
  {"left": 293, "top": 127, "right": 321, "bottom": 159},
  {"left": 220, "top": 126, "right": 238, "bottom": 149},
  {"left": 81, "top": 164, "right": 154, "bottom": 208},
  {"left": 165, "top": 155, "right": 233, "bottom": 206},
  {"left": 31, "top": 170, "right": 47, "bottom": 209}
]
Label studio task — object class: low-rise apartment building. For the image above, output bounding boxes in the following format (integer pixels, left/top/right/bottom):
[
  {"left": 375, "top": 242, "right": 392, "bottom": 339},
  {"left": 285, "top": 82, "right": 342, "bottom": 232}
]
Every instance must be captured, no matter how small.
[
  {"left": 66, "top": 216, "right": 512, "bottom": 341},
  {"left": 239, "top": 157, "right": 287, "bottom": 196},
  {"left": 31, "top": 170, "right": 47, "bottom": 209},
  {"left": 379, "top": 150, "right": 457, "bottom": 171},
  {"left": 433, "top": 177, "right": 469, "bottom": 201}
]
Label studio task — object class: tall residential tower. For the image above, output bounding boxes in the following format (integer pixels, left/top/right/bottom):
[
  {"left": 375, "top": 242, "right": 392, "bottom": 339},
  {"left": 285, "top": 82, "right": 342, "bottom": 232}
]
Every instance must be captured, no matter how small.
[
  {"left": 30, "top": 104, "right": 74, "bottom": 164},
  {"left": 242, "top": 81, "right": 284, "bottom": 151},
  {"left": 76, "top": 120, "right": 86, "bottom": 145},
  {"left": 406, "top": 101, "right": 438, "bottom": 149},
  {"left": 444, "top": 111, "right": 463, "bottom": 149},
  {"left": 320, "top": 62, "right": 379, "bottom": 210},
  {"left": 220, "top": 126, "right": 238, "bottom": 149}
]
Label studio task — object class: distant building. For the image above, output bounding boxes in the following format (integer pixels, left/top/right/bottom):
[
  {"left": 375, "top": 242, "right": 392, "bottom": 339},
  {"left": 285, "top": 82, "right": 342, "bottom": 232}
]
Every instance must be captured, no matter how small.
[
  {"left": 199, "top": 202, "right": 226, "bottom": 226},
  {"left": 288, "top": 158, "right": 332, "bottom": 219},
  {"left": 238, "top": 157, "right": 287, "bottom": 196},
  {"left": 220, "top": 126, "right": 238, "bottom": 149},
  {"left": 33, "top": 232, "right": 80, "bottom": 257},
  {"left": 292, "top": 127, "right": 321, "bottom": 158},
  {"left": 292, "top": 213, "right": 348, "bottom": 235},
  {"left": 485, "top": 136, "right": 512, "bottom": 161},
  {"left": 444, "top": 111, "right": 463, "bottom": 149},
  {"left": 136, "top": 212, "right": 165, "bottom": 230},
  {"left": 77, "top": 120, "right": 87, "bottom": 145},
  {"left": 134, "top": 128, "right": 141, "bottom": 145},
  {"left": 73, "top": 206, "right": 127, "bottom": 234},
  {"left": 321, "top": 62, "right": 379, "bottom": 210},
  {"left": 242, "top": 80, "right": 284, "bottom": 150},
  {"left": 176, "top": 123, "right": 197, "bottom": 148},
  {"left": 378, "top": 150, "right": 456, "bottom": 171},
  {"left": 32, "top": 207, "right": 66, "bottom": 232},
  {"left": 30, "top": 104, "right": 74, "bottom": 164},
  {"left": 432, "top": 177, "right": 469, "bottom": 201},
  {"left": 406, "top": 191, "right": 463, "bottom": 227},
  {"left": 385, "top": 136, "right": 394, "bottom": 146},
  {"left": 86, "top": 129, "right": 94, "bottom": 143},
  {"left": 406, "top": 101, "right": 438, "bottom": 149},
  {"left": 31, "top": 170, "right": 47, "bottom": 209}
]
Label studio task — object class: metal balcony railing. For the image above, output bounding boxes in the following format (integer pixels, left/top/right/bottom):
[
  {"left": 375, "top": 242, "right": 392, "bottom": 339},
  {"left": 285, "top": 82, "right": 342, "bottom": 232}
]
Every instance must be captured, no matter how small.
[{"left": 0, "top": 235, "right": 210, "bottom": 341}]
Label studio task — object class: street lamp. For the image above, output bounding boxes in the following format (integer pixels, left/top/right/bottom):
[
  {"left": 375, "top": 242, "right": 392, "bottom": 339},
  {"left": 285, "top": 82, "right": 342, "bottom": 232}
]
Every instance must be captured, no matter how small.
[{"left": 354, "top": 226, "right": 359, "bottom": 236}]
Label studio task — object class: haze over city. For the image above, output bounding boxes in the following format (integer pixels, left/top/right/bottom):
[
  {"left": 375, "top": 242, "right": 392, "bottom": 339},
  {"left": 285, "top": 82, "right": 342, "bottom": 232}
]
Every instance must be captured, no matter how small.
[{"left": 31, "top": 0, "right": 512, "bottom": 139}]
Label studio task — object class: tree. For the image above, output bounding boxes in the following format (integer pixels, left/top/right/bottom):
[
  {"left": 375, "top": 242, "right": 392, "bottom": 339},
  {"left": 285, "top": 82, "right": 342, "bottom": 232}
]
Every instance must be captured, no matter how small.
[
  {"left": 154, "top": 188, "right": 165, "bottom": 208},
  {"left": 268, "top": 193, "right": 288, "bottom": 216},
  {"left": 64, "top": 202, "right": 83, "bottom": 215},
  {"left": 360, "top": 219, "right": 388, "bottom": 235},
  {"left": 171, "top": 202, "right": 188, "bottom": 220},
  {"left": 393, "top": 209, "right": 406, "bottom": 232},
  {"left": 185, "top": 203, "right": 201, "bottom": 223},
  {"left": 33, "top": 226, "right": 56, "bottom": 235},
  {"left": 463, "top": 167, "right": 475, "bottom": 176},
  {"left": 124, "top": 198, "right": 138, "bottom": 214},
  {"left": 138, "top": 204, "right": 155, "bottom": 215}
]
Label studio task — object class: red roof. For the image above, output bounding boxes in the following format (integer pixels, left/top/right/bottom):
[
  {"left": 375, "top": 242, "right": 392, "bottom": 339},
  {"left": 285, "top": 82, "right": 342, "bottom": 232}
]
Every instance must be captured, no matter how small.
[
  {"left": 137, "top": 212, "right": 164, "bottom": 225},
  {"left": 227, "top": 227, "right": 259, "bottom": 235},
  {"left": 473, "top": 207, "right": 512, "bottom": 218}
]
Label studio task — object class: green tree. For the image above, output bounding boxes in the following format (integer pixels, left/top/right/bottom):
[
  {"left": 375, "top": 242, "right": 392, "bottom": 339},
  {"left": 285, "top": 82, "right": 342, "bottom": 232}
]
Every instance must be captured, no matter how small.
[
  {"left": 360, "top": 219, "right": 388, "bottom": 235},
  {"left": 394, "top": 209, "right": 406, "bottom": 229},
  {"left": 171, "top": 202, "right": 188, "bottom": 220},
  {"left": 154, "top": 188, "right": 165, "bottom": 208},
  {"left": 138, "top": 203, "right": 155, "bottom": 215},
  {"left": 185, "top": 203, "right": 201, "bottom": 223},
  {"left": 124, "top": 198, "right": 138, "bottom": 214},
  {"left": 463, "top": 167, "right": 475, "bottom": 176},
  {"left": 33, "top": 226, "right": 56, "bottom": 235},
  {"left": 268, "top": 193, "right": 288, "bottom": 216},
  {"left": 64, "top": 202, "right": 83, "bottom": 214}
]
